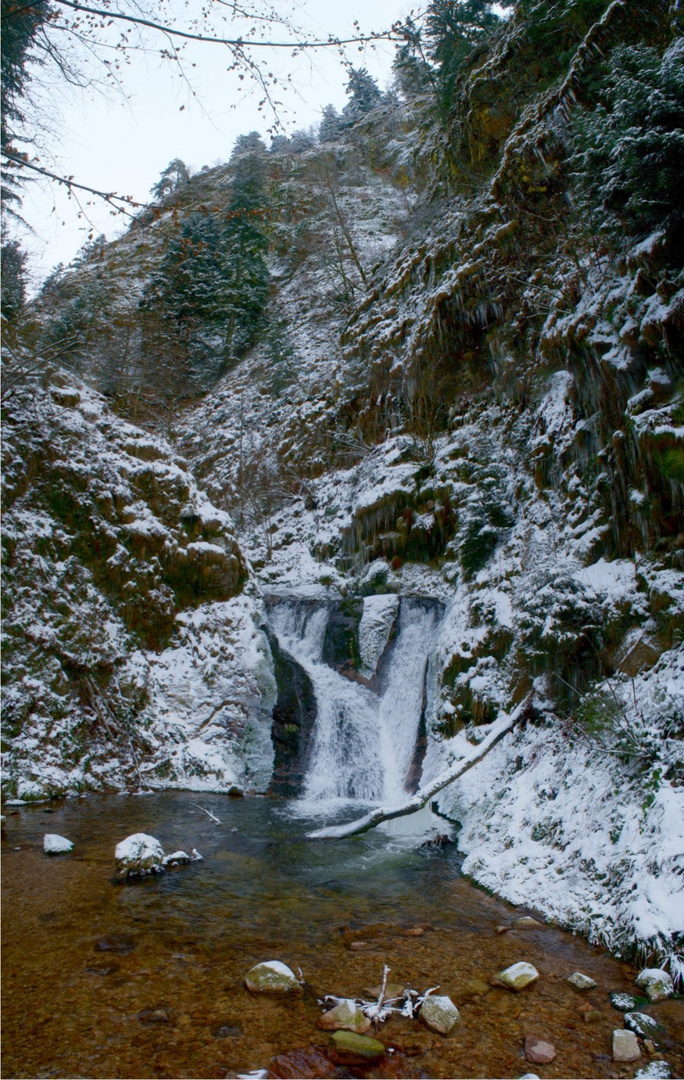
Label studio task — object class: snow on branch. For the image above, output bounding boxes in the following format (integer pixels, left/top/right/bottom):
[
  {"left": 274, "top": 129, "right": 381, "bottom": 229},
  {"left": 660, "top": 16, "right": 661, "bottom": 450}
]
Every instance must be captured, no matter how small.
[{"left": 307, "top": 701, "right": 526, "bottom": 840}]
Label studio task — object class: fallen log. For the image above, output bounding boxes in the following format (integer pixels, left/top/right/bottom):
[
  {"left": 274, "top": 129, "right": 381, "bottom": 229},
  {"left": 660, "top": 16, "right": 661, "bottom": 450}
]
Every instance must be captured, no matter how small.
[{"left": 307, "top": 701, "right": 526, "bottom": 840}]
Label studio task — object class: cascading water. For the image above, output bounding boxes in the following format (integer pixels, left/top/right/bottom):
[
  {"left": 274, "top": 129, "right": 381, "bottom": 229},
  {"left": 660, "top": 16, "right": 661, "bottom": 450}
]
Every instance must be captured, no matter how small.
[{"left": 268, "top": 597, "right": 440, "bottom": 808}]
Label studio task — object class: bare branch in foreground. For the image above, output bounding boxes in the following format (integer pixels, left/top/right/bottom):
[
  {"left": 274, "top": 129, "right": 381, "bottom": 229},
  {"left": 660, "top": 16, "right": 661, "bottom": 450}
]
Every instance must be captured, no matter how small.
[{"left": 307, "top": 701, "right": 527, "bottom": 840}]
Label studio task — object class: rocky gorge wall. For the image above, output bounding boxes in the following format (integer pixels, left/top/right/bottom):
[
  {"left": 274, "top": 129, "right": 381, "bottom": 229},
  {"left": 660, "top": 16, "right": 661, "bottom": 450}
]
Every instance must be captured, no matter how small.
[
  {"left": 3, "top": 0, "right": 682, "bottom": 976},
  {"left": 1, "top": 376, "right": 276, "bottom": 799}
]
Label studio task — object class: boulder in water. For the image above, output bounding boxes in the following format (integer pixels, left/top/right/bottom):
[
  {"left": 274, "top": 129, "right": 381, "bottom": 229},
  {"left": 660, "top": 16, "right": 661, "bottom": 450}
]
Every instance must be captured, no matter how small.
[
  {"left": 269, "top": 1046, "right": 333, "bottom": 1078},
  {"left": 419, "top": 995, "right": 460, "bottom": 1034},
  {"left": 524, "top": 1036, "right": 556, "bottom": 1064},
  {"left": 496, "top": 961, "right": 539, "bottom": 991},
  {"left": 162, "top": 849, "right": 203, "bottom": 867},
  {"left": 244, "top": 961, "right": 301, "bottom": 995},
  {"left": 613, "top": 1029, "right": 641, "bottom": 1062},
  {"left": 330, "top": 1031, "right": 385, "bottom": 1064},
  {"left": 566, "top": 972, "right": 597, "bottom": 991},
  {"left": 317, "top": 999, "right": 371, "bottom": 1033},
  {"left": 43, "top": 833, "right": 73, "bottom": 855},
  {"left": 624, "top": 1012, "right": 661, "bottom": 1038},
  {"left": 115, "top": 833, "right": 165, "bottom": 879},
  {"left": 610, "top": 991, "right": 639, "bottom": 1011},
  {"left": 635, "top": 969, "right": 674, "bottom": 1002}
]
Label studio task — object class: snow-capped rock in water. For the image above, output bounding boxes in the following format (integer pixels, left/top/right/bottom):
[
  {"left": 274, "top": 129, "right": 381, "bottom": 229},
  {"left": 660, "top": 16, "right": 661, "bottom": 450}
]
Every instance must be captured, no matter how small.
[
  {"left": 43, "top": 834, "right": 74, "bottom": 855},
  {"left": 418, "top": 995, "right": 460, "bottom": 1035},
  {"left": 496, "top": 962, "right": 540, "bottom": 992},
  {"left": 115, "top": 833, "right": 165, "bottom": 879},
  {"left": 635, "top": 968, "right": 675, "bottom": 1002},
  {"left": 316, "top": 1000, "right": 371, "bottom": 1034},
  {"left": 244, "top": 961, "right": 301, "bottom": 995}
]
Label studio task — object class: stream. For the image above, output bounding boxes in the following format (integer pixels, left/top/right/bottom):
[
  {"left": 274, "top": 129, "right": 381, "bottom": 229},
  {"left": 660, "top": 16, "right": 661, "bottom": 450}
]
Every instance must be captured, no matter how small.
[{"left": 3, "top": 792, "right": 682, "bottom": 1079}]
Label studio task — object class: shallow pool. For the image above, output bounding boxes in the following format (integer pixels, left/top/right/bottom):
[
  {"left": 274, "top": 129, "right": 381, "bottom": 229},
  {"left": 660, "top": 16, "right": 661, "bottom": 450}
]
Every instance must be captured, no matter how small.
[{"left": 2, "top": 792, "right": 681, "bottom": 1078}]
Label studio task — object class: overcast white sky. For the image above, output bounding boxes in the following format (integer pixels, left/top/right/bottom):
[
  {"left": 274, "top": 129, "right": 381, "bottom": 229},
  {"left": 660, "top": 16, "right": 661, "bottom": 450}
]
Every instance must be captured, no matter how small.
[{"left": 18, "top": 0, "right": 415, "bottom": 288}]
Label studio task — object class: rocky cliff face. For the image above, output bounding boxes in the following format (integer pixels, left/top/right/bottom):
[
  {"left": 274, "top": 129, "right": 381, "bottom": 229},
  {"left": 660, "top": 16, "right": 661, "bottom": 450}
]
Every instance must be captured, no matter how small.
[
  {"left": 1, "top": 376, "right": 275, "bottom": 798},
  {"left": 3, "top": 0, "right": 682, "bottom": 971}
]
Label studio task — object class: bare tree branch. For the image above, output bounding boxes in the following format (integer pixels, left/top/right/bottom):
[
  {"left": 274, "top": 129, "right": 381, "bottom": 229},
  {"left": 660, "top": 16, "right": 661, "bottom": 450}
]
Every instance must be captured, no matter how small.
[
  {"left": 50, "top": 0, "right": 404, "bottom": 50},
  {"left": 307, "top": 700, "right": 527, "bottom": 840}
]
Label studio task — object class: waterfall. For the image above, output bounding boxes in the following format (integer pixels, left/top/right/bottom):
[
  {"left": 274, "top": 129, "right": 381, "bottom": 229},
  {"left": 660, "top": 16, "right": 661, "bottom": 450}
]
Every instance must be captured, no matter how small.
[{"left": 268, "top": 597, "right": 440, "bottom": 808}]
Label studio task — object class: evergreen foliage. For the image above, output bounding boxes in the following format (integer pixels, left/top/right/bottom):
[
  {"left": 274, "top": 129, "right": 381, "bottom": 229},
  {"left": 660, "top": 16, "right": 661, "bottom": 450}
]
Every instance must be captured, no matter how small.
[
  {"left": 150, "top": 158, "right": 190, "bottom": 201},
  {"left": 426, "top": 0, "right": 503, "bottom": 109},
  {"left": 572, "top": 39, "right": 684, "bottom": 244},
  {"left": 1, "top": 0, "right": 51, "bottom": 210},
  {"left": 319, "top": 104, "right": 345, "bottom": 142},
  {"left": 1, "top": 237, "right": 27, "bottom": 320},
  {"left": 142, "top": 140, "right": 270, "bottom": 383},
  {"left": 342, "top": 67, "right": 384, "bottom": 125},
  {"left": 392, "top": 27, "right": 433, "bottom": 100}
]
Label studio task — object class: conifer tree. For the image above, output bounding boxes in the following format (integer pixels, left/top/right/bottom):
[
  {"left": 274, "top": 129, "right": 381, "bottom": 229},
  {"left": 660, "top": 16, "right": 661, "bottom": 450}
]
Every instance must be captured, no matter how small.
[
  {"left": 319, "top": 104, "right": 345, "bottom": 142},
  {"left": 150, "top": 158, "right": 190, "bottom": 201},
  {"left": 425, "top": 0, "right": 503, "bottom": 111},
  {"left": 342, "top": 67, "right": 383, "bottom": 125},
  {"left": 142, "top": 138, "right": 270, "bottom": 383}
]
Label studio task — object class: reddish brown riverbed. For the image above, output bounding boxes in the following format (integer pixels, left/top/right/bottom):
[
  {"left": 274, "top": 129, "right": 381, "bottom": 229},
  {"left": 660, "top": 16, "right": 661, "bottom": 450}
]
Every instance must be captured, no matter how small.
[{"left": 2, "top": 792, "right": 682, "bottom": 1079}]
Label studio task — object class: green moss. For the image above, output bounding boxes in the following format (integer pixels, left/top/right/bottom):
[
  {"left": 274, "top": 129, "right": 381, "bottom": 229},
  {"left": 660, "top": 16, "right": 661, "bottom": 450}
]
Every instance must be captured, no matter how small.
[{"left": 657, "top": 447, "right": 684, "bottom": 483}]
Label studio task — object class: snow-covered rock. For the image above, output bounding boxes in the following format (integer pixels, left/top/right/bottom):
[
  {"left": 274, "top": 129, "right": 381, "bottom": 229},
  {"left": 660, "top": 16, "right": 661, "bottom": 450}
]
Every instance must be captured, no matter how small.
[
  {"left": 244, "top": 960, "right": 301, "bottom": 995},
  {"left": 358, "top": 594, "right": 399, "bottom": 678},
  {"left": 161, "top": 849, "right": 203, "bottom": 867},
  {"left": 497, "top": 962, "right": 539, "bottom": 992},
  {"left": 43, "top": 834, "right": 73, "bottom": 855},
  {"left": 635, "top": 968, "right": 674, "bottom": 1002},
  {"left": 624, "top": 1012, "right": 661, "bottom": 1039},
  {"left": 566, "top": 972, "right": 597, "bottom": 991},
  {"left": 317, "top": 1000, "right": 371, "bottom": 1033},
  {"left": 419, "top": 995, "right": 460, "bottom": 1035},
  {"left": 115, "top": 833, "right": 165, "bottom": 879},
  {"left": 635, "top": 1062, "right": 672, "bottom": 1079}
]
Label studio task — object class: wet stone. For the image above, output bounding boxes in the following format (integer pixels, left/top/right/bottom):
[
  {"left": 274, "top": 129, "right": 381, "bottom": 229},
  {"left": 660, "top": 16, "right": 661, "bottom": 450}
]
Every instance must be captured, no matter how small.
[
  {"left": 270, "top": 1046, "right": 333, "bottom": 1078},
  {"left": 330, "top": 1031, "right": 385, "bottom": 1063},
  {"left": 515, "top": 917, "right": 544, "bottom": 929},
  {"left": 419, "top": 995, "right": 460, "bottom": 1035},
  {"left": 580, "top": 1009, "right": 604, "bottom": 1024},
  {"left": 244, "top": 960, "right": 301, "bottom": 995},
  {"left": 139, "top": 1005, "right": 172, "bottom": 1025},
  {"left": 211, "top": 1022, "right": 243, "bottom": 1039},
  {"left": 457, "top": 978, "right": 491, "bottom": 1000},
  {"left": 613, "top": 1029, "right": 641, "bottom": 1062},
  {"left": 524, "top": 1036, "right": 556, "bottom": 1064},
  {"left": 317, "top": 999, "right": 371, "bottom": 1033},
  {"left": 567, "top": 972, "right": 597, "bottom": 991},
  {"left": 497, "top": 962, "right": 540, "bottom": 992},
  {"left": 94, "top": 934, "right": 136, "bottom": 954}
]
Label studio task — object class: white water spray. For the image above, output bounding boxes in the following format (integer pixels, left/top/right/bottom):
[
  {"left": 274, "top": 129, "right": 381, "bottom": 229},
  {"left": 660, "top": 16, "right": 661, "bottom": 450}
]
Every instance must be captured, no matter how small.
[{"left": 268, "top": 598, "right": 440, "bottom": 808}]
